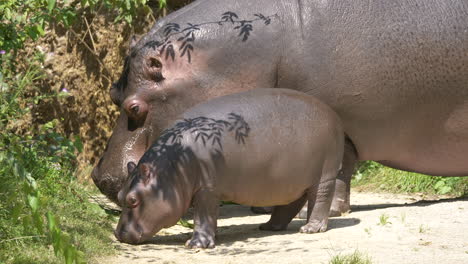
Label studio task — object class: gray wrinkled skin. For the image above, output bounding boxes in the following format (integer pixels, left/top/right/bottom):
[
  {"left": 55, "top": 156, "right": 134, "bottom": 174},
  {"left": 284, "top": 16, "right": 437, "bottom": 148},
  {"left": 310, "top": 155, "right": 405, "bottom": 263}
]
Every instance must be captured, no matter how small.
[
  {"left": 92, "top": 0, "right": 468, "bottom": 216},
  {"left": 114, "top": 89, "right": 344, "bottom": 248}
]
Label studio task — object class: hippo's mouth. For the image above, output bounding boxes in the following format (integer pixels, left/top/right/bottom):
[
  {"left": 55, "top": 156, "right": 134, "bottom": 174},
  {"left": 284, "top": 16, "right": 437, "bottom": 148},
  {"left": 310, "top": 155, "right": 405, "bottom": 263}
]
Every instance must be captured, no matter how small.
[{"left": 115, "top": 225, "right": 145, "bottom": 244}]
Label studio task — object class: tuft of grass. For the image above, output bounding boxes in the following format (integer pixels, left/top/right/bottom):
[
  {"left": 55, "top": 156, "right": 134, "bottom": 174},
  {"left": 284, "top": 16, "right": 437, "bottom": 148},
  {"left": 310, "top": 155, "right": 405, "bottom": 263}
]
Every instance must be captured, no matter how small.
[
  {"left": 400, "top": 212, "right": 406, "bottom": 223},
  {"left": 329, "top": 250, "right": 372, "bottom": 264},
  {"left": 378, "top": 213, "right": 391, "bottom": 226},
  {"left": 418, "top": 224, "right": 430, "bottom": 234},
  {"left": 352, "top": 161, "right": 468, "bottom": 196}
]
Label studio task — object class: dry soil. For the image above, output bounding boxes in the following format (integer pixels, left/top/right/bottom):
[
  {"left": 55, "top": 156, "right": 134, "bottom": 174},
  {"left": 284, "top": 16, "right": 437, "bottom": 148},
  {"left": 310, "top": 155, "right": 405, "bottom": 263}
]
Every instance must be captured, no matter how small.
[{"left": 98, "top": 191, "right": 468, "bottom": 264}]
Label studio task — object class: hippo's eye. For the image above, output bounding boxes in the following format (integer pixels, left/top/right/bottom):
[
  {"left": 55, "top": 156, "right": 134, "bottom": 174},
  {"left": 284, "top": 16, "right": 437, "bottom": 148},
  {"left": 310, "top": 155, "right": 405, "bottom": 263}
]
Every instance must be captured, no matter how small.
[
  {"left": 126, "top": 195, "right": 139, "bottom": 208},
  {"left": 123, "top": 99, "right": 148, "bottom": 124},
  {"left": 130, "top": 105, "right": 139, "bottom": 114}
]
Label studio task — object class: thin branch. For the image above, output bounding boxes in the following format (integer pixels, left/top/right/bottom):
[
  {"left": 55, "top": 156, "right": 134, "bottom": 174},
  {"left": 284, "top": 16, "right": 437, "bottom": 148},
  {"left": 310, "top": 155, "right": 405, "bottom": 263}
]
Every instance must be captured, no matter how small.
[
  {"left": 83, "top": 16, "right": 97, "bottom": 54},
  {"left": 68, "top": 29, "right": 113, "bottom": 84}
]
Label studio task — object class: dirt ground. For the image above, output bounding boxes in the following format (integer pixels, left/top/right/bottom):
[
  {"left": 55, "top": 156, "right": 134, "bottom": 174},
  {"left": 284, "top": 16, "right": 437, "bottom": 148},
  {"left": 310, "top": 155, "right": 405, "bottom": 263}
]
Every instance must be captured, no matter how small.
[{"left": 98, "top": 191, "right": 468, "bottom": 264}]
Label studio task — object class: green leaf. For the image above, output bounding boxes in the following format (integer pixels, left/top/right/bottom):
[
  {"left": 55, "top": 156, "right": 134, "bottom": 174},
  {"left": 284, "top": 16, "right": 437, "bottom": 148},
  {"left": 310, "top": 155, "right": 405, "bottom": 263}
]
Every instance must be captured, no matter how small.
[
  {"left": 124, "top": 14, "right": 132, "bottom": 24},
  {"left": 46, "top": 212, "right": 56, "bottom": 232},
  {"left": 4, "top": 7, "right": 11, "bottom": 20},
  {"left": 48, "top": 0, "right": 56, "bottom": 13},
  {"left": 13, "top": 161, "right": 26, "bottom": 178},
  {"left": 437, "top": 185, "right": 452, "bottom": 195},
  {"left": 52, "top": 229, "right": 61, "bottom": 256},
  {"left": 36, "top": 25, "right": 45, "bottom": 36},
  {"left": 177, "top": 219, "right": 194, "bottom": 229},
  {"left": 159, "top": 0, "right": 167, "bottom": 9},
  {"left": 73, "top": 136, "right": 83, "bottom": 152},
  {"left": 27, "top": 195, "right": 39, "bottom": 212},
  {"left": 33, "top": 212, "right": 44, "bottom": 232},
  {"left": 22, "top": 215, "right": 32, "bottom": 230},
  {"left": 434, "top": 180, "right": 444, "bottom": 188},
  {"left": 64, "top": 246, "right": 74, "bottom": 264},
  {"left": 75, "top": 250, "right": 85, "bottom": 264}
]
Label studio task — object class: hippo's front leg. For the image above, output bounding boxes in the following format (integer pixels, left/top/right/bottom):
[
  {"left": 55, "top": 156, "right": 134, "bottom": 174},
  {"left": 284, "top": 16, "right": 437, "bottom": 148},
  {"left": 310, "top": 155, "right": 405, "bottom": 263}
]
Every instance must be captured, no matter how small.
[{"left": 185, "top": 188, "right": 219, "bottom": 249}]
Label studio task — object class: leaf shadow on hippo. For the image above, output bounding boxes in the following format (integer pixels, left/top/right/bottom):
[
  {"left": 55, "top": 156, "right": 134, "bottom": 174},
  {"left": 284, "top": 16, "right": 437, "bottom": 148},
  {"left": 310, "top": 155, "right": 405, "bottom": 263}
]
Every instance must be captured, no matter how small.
[{"left": 114, "top": 88, "right": 345, "bottom": 248}]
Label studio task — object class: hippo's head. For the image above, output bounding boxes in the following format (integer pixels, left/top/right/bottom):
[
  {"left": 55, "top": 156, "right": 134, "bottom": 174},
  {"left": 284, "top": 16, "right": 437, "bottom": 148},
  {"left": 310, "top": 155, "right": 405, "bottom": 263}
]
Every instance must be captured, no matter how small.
[
  {"left": 114, "top": 161, "right": 190, "bottom": 244},
  {"left": 91, "top": 6, "right": 280, "bottom": 204}
]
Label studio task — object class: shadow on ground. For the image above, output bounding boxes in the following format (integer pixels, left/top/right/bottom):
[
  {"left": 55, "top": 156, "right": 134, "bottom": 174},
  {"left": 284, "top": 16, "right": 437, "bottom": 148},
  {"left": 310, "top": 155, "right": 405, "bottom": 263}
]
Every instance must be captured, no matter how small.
[
  {"left": 351, "top": 196, "right": 468, "bottom": 212},
  {"left": 130, "top": 206, "right": 360, "bottom": 251}
]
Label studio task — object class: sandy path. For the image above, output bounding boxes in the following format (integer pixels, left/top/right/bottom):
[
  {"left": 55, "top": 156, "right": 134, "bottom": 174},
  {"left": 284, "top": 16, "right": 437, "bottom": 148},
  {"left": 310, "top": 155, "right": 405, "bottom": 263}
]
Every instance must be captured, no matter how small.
[{"left": 98, "top": 192, "right": 468, "bottom": 264}]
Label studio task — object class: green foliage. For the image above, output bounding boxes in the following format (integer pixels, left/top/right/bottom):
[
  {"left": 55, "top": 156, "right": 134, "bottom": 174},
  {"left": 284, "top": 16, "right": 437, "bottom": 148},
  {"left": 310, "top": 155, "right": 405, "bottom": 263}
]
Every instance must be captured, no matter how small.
[
  {"left": 81, "top": 0, "right": 157, "bottom": 24},
  {"left": 0, "top": 0, "right": 165, "bottom": 54},
  {"left": 0, "top": 0, "right": 76, "bottom": 52},
  {"left": 353, "top": 161, "right": 468, "bottom": 196},
  {"left": 329, "top": 250, "right": 372, "bottom": 264},
  {"left": 0, "top": 1, "right": 172, "bottom": 263},
  {"left": 0, "top": 55, "right": 114, "bottom": 263}
]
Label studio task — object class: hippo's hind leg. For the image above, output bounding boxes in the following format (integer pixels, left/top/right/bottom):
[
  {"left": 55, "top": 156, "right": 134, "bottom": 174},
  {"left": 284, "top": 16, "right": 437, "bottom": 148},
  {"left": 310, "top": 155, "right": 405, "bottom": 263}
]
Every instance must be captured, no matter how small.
[
  {"left": 330, "top": 139, "right": 357, "bottom": 216},
  {"left": 185, "top": 189, "right": 219, "bottom": 249},
  {"left": 259, "top": 194, "right": 307, "bottom": 231},
  {"left": 299, "top": 167, "right": 337, "bottom": 233}
]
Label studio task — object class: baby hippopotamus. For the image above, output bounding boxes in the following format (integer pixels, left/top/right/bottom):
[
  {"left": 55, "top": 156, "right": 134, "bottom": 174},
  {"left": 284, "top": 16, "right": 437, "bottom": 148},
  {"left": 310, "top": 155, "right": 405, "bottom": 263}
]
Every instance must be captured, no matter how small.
[{"left": 114, "top": 88, "right": 344, "bottom": 248}]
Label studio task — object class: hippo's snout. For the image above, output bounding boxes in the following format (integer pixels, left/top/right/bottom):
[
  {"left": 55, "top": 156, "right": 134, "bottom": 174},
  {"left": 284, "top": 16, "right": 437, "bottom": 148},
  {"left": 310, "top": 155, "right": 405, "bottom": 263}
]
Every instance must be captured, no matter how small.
[
  {"left": 91, "top": 160, "right": 125, "bottom": 205},
  {"left": 114, "top": 226, "right": 143, "bottom": 245}
]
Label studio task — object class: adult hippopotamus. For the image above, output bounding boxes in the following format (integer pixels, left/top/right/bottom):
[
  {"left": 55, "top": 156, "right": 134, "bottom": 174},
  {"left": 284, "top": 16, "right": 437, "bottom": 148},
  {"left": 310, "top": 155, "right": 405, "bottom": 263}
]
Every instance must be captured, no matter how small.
[
  {"left": 92, "top": 0, "right": 468, "bottom": 216},
  {"left": 114, "top": 88, "right": 344, "bottom": 248}
]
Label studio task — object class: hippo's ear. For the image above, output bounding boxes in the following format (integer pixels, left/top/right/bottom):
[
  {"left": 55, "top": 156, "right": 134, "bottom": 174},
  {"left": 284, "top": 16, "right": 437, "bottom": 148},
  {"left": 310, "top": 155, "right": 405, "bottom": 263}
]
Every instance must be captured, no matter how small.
[
  {"left": 127, "top": 162, "right": 137, "bottom": 175},
  {"left": 139, "top": 163, "right": 152, "bottom": 185}
]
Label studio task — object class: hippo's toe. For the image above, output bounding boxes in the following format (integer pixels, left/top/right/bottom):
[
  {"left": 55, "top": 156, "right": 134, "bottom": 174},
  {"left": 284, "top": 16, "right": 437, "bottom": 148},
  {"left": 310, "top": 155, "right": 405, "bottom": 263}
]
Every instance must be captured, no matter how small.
[
  {"left": 299, "top": 219, "right": 328, "bottom": 233},
  {"left": 185, "top": 232, "right": 215, "bottom": 249}
]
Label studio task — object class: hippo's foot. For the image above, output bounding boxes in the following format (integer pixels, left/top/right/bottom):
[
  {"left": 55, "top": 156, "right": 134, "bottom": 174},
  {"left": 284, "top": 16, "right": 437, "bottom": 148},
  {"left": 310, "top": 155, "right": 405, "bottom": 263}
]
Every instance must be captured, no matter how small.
[
  {"left": 329, "top": 198, "right": 350, "bottom": 217},
  {"left": 251, "top": 206, "right": 273, "bottom": 214},
  {"left": 299, "top": 219, "right": 328, "bottom": 233},
  {"left": 259, "top": 221, "right": 287, "bottom": 231},
  {"left": 185, "top": 232, "right": 215, "bottom": 249}
]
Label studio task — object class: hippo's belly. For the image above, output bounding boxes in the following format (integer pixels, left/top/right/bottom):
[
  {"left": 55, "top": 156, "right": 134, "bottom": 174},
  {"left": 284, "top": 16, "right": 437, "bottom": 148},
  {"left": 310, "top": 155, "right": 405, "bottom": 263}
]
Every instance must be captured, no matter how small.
[
  {"left": 215, "top": 150, "right": 325, "bottom": 206},
  {"left": 340, "top": 92, "right": 468, "bottom": 176}
]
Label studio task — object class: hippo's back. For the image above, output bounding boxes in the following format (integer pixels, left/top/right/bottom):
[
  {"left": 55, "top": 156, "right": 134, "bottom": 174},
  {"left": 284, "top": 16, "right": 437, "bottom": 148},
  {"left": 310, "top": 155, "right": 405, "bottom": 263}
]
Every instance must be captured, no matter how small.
[{"left": 182, "top": 88, "right": 340, "bottom": 128}]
